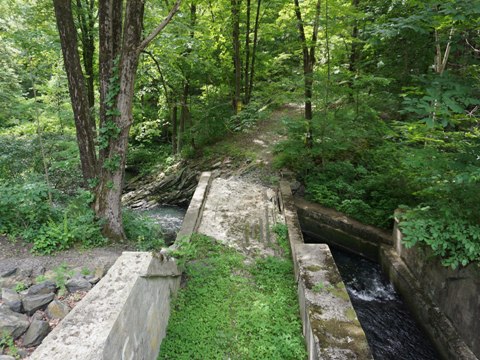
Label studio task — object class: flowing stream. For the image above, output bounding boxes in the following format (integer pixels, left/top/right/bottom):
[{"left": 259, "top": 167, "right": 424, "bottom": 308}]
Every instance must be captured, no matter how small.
[
  {"left": 141, "top": 205, "right": 186, "bottom": 244},
  {"left": 304, "top": 235, "right": 439, "bottom": 360},
  {"left": 331, "top": 247, "right": 440, "bottom": 359}
]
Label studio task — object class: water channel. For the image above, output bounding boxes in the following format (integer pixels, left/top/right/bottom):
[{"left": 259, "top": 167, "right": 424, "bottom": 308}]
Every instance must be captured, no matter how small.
[
  {"left": 145, "top": 206, "right": 440, "bottom": 359},
  {"left": 304, "top": 235, "right": 440, "bottom": 360}
]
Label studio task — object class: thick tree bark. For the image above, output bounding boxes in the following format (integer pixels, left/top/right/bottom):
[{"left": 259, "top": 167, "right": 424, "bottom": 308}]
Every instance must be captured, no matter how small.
[
  {"left": 53, "top": 0, "right": 98, "bottom": 182},
  {"left": 231, "top": 0, "right": 242, "bottom": 113},
  {"left": 98, "top": 0, "right": 123, "bottom": 169},
  {"left": 94, "top": 0, "right": 146, "bottom": 241}
]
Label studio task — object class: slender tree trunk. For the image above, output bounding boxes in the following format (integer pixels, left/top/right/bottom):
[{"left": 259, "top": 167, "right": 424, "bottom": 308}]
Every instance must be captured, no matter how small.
[
  {"left": 53, "top": 0, "right": 98, "bottom": 182},
  {"left": 294, "top": 0, "right": 320, "bottom": 147},
  {"left": 244, "top": 0, "right": 251, "bottom": 104},
  {"left": 248, "top": 0, "right": 261, "bottom": 103},
  {"left": 348, "top": 0, "right": 359, "bottom": 73},
  {"left": 232, "top": 0, "right": 242, "bottom": 113},
  {"left": 172, "top": 103, "right": 177, "bottom": 154},
  {"left": 75, "top": 0, "right": 96, "bottom": 120}
]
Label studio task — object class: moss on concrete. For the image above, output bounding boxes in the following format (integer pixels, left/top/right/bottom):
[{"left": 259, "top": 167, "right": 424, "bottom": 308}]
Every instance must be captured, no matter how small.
[{"left": 311, "top": 318, "right": 371, "bottom": 358}]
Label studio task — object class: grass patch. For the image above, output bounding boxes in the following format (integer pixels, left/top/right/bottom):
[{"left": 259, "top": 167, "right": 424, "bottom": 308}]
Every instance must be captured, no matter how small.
[{"left": 159, "top": 234, "right": 306, "bottom": 360}]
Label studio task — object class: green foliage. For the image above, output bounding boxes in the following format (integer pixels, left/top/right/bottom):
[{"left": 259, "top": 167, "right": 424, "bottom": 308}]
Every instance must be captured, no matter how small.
[
  {"left": 14, "top": 282, "right": 26, "bottom": 293},
  {"left": 272, "top": 223, "right": 290, "bottom": 256},
  {"left": 126, "top": 144, "right": 173, "bottom": 176},
  {"left": 33, "top": 214, "right": 76, "bottom": 255},
  {"left": 52, "top": 263, "right": 74, "bottom": 295},
  {"left": 0, "top": 180, "right": 54, "bottom": 235},
  {"left": 0, "top": 181, "right": 105, "bottom": 254},
  {"left": 123, "top": 209, "right": 165, "bottom": 251},
  {"left": 159, "top": 234, "right": 306, "bottom": 359},
  {"left": 401, "top": 73, "right": 480, "bottom": 127},
  {"left": 102, "top": 154, "right": 121, "bottom": 172},
  {"left": 98, "top": 121, "right": 121, "bottom": 150},
  {"left": 400, "top": 208, "right": 480, "bottom": 269},
  {"left": 0, "top": 331, "right": 19, "bottom": 359},
  {"left": 226, "top": 100, "right": 265, "bottom": 133}
]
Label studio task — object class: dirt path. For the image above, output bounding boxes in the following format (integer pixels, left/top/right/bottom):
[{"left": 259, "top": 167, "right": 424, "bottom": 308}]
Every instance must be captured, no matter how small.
[{"left": 0, "top": 236, "right": 130, "bottom": 281}]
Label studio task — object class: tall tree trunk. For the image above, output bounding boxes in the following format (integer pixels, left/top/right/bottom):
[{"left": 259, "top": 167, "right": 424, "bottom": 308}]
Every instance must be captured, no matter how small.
[
  {"left": 232, "top": 0, "right": 242, "bottom": 113},
  {"left": 248, "top": 0, "right": 261, "bottom": 103},
  {"left": 171, "top": 103, "right": 178, "bottom": 154},
  {"left": 244, "top": 0, "right": 251, "bottom": 104},
  {"left": 348, "top": 0, "right": 359, "bottom": 73},
  {"left": 53, "top": 0, "right": 98, "bottom": 182},
  {"left": 75, "top": 0, "right": 96, "bottom": 120},
  {"left": 294, "top": 0, "right": 321, "bottom": 147},
  {"left": 98, "top": 0, "right": 123, "bottom": 170},
  {"left": 54, "top": 0, "right": 181, "bottom": 241}
]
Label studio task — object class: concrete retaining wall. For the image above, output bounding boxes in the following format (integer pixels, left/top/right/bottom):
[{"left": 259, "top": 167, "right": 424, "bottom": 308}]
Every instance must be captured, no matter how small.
[
  {"left": 280, "top": 182, "right": 372, "bottom": 360},
  {"left": 30, "top": 173, "right": 214, "bottom": 360},
  {"left": 30, "top": 252, "right": 181, "bottom": 360},
  {"left": 383, "top": 219, "right": 480, "bottom": 359},
  {"left": 295, "top": 197, "right": 392, "bottom": 261},
  {"left": 295, "top": 196, "right": 478, "bottom": 360}
]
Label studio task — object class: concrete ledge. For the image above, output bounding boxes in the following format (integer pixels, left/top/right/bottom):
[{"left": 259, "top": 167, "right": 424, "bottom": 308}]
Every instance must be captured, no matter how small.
[
  {"left": 380, "top": 245, "right": 477, "bottom": 360},
  {"left": 280, "top": 182, "right": 372, "bottom": 360},
  {"left": 30, "top": 252, "right": 181, "bottom": 360},
  {"left": 295, "top": 197, "right": 392, "bottom": 261},
  {"left": 175, "top": 171, "right": 212, "bottom": 241}
]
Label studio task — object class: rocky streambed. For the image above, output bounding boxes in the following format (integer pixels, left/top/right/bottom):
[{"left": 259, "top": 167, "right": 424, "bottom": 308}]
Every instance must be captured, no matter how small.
[{"left": 0, "top": 263, "right": 109, "bottom": 358}]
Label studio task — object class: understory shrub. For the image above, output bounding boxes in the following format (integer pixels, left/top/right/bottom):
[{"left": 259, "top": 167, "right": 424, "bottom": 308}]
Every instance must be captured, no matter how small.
[{"left": 123, "top": 209, "right": 165, "bottom": 251}]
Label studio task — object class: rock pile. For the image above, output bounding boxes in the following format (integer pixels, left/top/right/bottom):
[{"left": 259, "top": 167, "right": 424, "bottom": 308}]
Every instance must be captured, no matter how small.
[{"left": 0, "top": 264, "right": 107, "bottom": 358}]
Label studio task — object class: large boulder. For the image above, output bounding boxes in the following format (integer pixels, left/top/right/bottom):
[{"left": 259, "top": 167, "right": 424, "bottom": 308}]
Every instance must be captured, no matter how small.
[
  {"left": 22, "top": 320, "right": 50, "bottom": 347},
  {"left": 27, "top": 281, "right": 56, "bottom": 296},
  {"left": 65, "top": 277, "right": 91, "bottom": 293},
  {"left": 1, "top": 288, "right": 22, "bottom": 313},
  {"left": 46, "top": 300, "right": 70, "bottom": 320},
  {"left": 22, "top": 293, "right": 55, "bottom": 316},
  {"left": 0, "top": 304, "right": 29, "bottom": 339}
]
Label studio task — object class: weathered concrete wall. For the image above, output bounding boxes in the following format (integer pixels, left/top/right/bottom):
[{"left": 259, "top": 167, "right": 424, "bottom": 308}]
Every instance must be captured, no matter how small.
[
  {"left": 30, "top": 252, "right": 181, "bottom": 360},
  {"left": 280, "top": 182, "right": 372, "bottom": 360},
  {"left": 295, "top": 197, "right": 392, "bottom": 261},
  {"left": 175, "top": 171, "right": 212, "bottom": 241},
  {"left": 386, "top": 219, "right": 480, "bottom": 359},
  {"left": 295, "top": 195, "right": 478, "bottom": 360}
]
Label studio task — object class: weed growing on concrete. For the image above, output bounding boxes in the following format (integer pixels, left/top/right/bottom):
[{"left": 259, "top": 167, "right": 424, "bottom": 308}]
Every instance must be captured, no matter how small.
[
  {"left": 272, "top": 223, "right": 290, "bottom": 256},
  {"left": 159, "top": 233, "right": 306, "bottom": 359}
]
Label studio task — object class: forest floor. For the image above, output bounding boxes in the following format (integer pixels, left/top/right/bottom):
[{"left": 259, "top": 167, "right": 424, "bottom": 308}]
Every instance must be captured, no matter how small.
[{"left": 205, "top": 103, "right": 302, "bottom": 184}]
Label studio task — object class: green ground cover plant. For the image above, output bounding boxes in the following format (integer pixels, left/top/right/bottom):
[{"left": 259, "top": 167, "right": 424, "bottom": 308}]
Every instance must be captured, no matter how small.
[{"left": 158, "top": 233, "right": 306, "bottom": 360}]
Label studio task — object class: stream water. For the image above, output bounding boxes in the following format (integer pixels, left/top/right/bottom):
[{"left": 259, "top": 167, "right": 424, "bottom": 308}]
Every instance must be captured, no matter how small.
[
  {"left": 141, "top": 205, "right": 186, "bottom": 244},
  {"left": 326, "top": 244, "right": 440, "bottom": 360}
]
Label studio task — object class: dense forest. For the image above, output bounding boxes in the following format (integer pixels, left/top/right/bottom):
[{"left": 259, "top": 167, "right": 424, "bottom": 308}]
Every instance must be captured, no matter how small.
[{"left": 0, "top": 0, "right": 479, "bottom": 268}]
